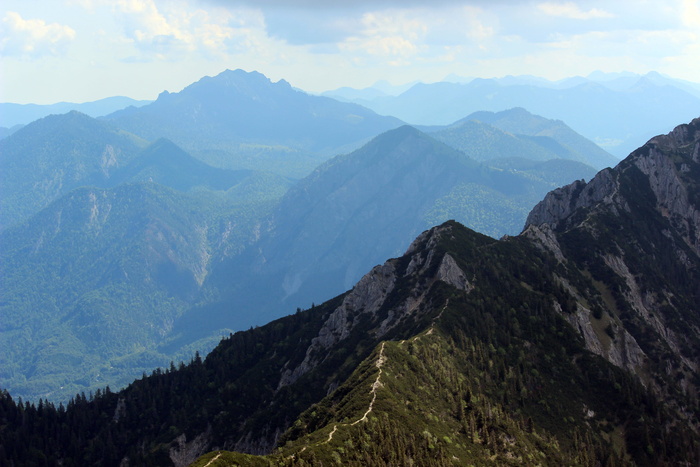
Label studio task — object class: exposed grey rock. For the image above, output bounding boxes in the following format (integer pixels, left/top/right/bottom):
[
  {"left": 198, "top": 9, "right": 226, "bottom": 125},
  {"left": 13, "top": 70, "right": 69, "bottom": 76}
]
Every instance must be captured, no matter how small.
[
  {"left": 277, "top": 224, "right": 468, "bottom": 391},
  {"left": 231, "top": 428, "right": 282, "bottom": 456},
  {"left": 112, "top": 397, "right": 126, "bottom": 423},
  {"left": 556, "top": 276, "right": 646, "bottom": 379},
  {"left": 169, "top": 428, "right": 212, "bottom": 467},
  {"left": 603, "top": 253, "right": 697, "bottom": 374},
  {"left": 524, "top": 169, "right": 619, "bottom": 230},
  {"left": 633, "top": 129, "right": 700, "bottom": 256},
  {"left": 277, "top": 262, "right": 398, "bottom": 389},
  {"left": 520, "top": 224, "right": 565, "bottom": 262},
  {"left": 436, "top": 253, "right": 472, "bottom": 292},
  {"left": 525, "top": 117, "right": 700, "bottom": 392}
]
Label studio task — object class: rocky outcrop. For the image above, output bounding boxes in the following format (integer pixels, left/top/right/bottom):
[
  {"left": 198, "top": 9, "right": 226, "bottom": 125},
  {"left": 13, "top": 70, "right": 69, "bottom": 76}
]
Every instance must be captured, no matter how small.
[
  {"left": 632, "top": 119, "right": 700, "bottom": 256},
  {"left": 436, "top": 253, "right": 472, "bottom": 292},
  {"left": 168, "top": 428, "right": 212, "bottom": 467},
  {"left": 524, "top": 117, "right": 700, "bottom": 399},
  {"left": 526, "top": 118, "right": 700, "bottom": 243},
  {"left": 561, "top": 300, "right": 646, "bottom": 378},
  {"left": 277, "top": 262, "right": 398, "bottom": 389},
  {"left": 277, "top": 223, "right": 472, "bottom": 390},
  {"left": 520, "top": 223, "right": 565, "bottom": 262},
  {"left": 524, "top": 169, "right": 619, "bottom": 230}
]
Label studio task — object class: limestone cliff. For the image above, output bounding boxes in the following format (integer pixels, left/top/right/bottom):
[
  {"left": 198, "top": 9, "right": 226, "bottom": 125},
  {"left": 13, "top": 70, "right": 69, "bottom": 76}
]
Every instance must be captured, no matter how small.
[{"left": 525, "top": 117, "right": 700, "bottom": 414}]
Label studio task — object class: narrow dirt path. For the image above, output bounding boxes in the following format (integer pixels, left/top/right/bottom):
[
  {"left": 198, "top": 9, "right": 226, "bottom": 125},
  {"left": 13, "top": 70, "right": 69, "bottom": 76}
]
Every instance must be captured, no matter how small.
[
  {"left": 202, "top": 452, "right": 222, "bottom": 467},
  {"left": 326, "top": 424, "right": 338, "bottom": 442},
  {"left": 286, "top": 340, "right": 388, "bottom": 457},
  {"left": 288, "top": 299, "right": 452, "bottom": 459},
  {"left": 351, "top": 341, "right": 386, "bottom": 426},
  {"left": 411, "top": 299, "right": 449, "bottom": 341}
]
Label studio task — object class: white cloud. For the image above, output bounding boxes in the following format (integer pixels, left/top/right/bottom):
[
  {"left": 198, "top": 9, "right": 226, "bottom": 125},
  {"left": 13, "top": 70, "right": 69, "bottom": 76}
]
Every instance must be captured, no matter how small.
[
  {"left": 111, "top": 0, "right": 266, "bottom": 60},
  {"left": 0, "top": 11, "right": 76, "bottom": 57},
  {"left": 681, "top": 0, "right": 700, "bottom": 28},
  {"left": 537, "top": 2, "right": 614, "bottom": 20},
  {"left": 1, "top": 0, "right": 698, "bottom": 103},
  {"left": 338, "top": 11, "right": 427, "bottom": 62}
]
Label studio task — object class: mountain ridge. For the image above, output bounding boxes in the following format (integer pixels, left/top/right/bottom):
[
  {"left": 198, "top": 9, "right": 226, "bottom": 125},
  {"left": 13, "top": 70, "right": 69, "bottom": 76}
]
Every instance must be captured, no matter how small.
[
  {"left": 2, "top": 117, "right": 699, "bottom": 465},
  {"left": 198, "top": 123, "right": 596, "bottom": 333},
  {"left": 104, "top": 69, "right": 405, "bottom": 177},
  {"left": 351, "top": 77, "right": 700, "bottom": 158},
  {"left": 0, "top": 103, "right": 598, "bottom": 404}
]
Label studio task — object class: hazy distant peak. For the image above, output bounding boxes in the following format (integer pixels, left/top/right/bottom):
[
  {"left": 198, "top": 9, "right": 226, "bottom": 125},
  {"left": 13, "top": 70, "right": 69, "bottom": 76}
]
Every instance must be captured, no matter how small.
[{"left": 166, "top": 68, "right": 294, "bottom": 104}]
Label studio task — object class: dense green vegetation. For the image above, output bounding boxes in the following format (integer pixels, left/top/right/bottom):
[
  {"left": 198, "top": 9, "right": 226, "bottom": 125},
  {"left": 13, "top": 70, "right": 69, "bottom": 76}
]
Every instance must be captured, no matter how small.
[
  {"left": 0, "top": 73, "right": 609, "bottom": 408},
  {"left": 2, "top": 216, "right": 697, "bottom": 465},
  {"left": 0, "top": 111, "right": 146, "bottom": 229},
  {"left": 430, "top": 118, "right": 571, "bottom": 164},
  {"left": 2, "top": 70, "right": 697, "bottom": 467},
  {"left": 459, "top": 107, "right": 619, "bottom": 169},
  {"left": 0, "top": 180, "right": 286, "bottom": 403}
]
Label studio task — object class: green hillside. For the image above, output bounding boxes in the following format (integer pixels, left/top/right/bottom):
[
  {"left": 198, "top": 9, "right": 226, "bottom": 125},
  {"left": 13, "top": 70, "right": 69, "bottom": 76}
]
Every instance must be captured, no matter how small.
[
  {"left": 0, "top": 181, "right": 279, "bottom": 403},
  {"left": 0, "top": 111, "right": 146, "bottom": 230}
]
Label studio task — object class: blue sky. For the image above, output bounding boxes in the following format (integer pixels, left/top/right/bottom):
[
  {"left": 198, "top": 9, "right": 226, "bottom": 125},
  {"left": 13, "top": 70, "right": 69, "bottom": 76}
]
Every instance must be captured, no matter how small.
[{"left": 1, "top": 0, "right": 699, "bottom": 104}]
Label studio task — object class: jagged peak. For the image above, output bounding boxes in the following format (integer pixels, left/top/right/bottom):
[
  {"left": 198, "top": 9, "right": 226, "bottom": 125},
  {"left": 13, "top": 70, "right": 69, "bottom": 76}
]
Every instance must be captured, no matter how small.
[
  {"left": 276, "top": 220, "right": 477, "bottom": 391},
  {"left": 525, "top": 116, "right": 700, "bottom": 232},
  {"left": 404, "top": 221, "right": 454, "bottom": 256},
  {"left": 644, "top": 117, "right": 700, "bottom": 156},
  {"left": 524, "top": 169, "right": 618, "bottom": 231}
]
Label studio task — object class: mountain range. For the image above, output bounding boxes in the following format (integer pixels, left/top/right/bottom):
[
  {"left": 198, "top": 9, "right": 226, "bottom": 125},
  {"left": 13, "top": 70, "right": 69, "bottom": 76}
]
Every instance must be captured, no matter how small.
[
  {"left": 332, "top": 73, "right": 700, "bottom": 159},
  {"left": 206, "top": 123, "right": 598, "bottom": 327},
  {"left": 2, "top": 116, "right": 698, "bottom": 466},
  {"left": 0, "top": 111, "right": 147, "bottom": 230},
  {"left": 0, "top": 104, "right": 599, "bottom": 403},
  {"left": 0, "top": 96, "right": 152, "bottom": 128},
  {"left": 425, "top": 107, "right": 618, "bottom": 169},
  {"left": 103, "top": 69, "right": 405, "bottom": 179}
]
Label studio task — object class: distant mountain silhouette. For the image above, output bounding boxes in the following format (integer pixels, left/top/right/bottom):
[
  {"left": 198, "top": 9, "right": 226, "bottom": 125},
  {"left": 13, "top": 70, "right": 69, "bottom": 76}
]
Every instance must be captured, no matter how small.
[
  {"left": 434, "top": 108, "right": 619, "bottom": 169},
  {"left": 4, "top": 117, "right": 699, "bottom": 467},
  {"left": 0, "top": 96, "right": 151, "bottom": 127},
  {"left": 348, "top": 76, "right": 700, "bottom": 158},
  {"left": 112, "top": 138, "right": 250, "bottom": 191},
  {"left": 197, "top": 125, "right": 597, "bottom": 332},
  {"left": 105, "top": 69, "right": 404, "bottom": 177},
  {"left": 0, "top": 111, "right": 259, "bottom": 231}
]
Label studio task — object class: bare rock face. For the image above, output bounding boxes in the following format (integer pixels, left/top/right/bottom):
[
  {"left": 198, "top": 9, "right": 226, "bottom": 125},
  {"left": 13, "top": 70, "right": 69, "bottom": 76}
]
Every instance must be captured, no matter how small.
[
  {"left": 520, "top": 223, "right": 565, "bottom": 262},
  {"left": 277, "top": 223, "right": 470, "bottom": 390},
  {"left": 526, "top": 117, "right": 700, "bottom": 237},
  {"left": 633, "top": 119, "right": 700, "bottom": 256},
  {"left": 524, "top": 169, "right": 619, "bottom": 230},
  {"left": 436, "top": 253, "right": 472, "bottom": 292},
  {"left": 277, "top": 262, "right": 398, "bottom": 389},
  {"left": 561, "top": 300, "right": 646, "bottom": 378},
  {"left": 168, "top": 428, "right": 212, "bottom": 467},
  {"left": 523, "top": 117, "right": 700, "bottom": 397}
]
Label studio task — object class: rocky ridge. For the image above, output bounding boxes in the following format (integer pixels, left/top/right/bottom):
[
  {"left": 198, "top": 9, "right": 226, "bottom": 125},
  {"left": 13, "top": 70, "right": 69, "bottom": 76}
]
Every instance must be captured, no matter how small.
[
  {"left": 525, "top": 117, "right": 700, "bottom": 409},
  {"left": 4, "top": 119, "right": 700, "bottom": 466},
  {"left": 276, "top": 223, "right": 472, "bottom": 390}
]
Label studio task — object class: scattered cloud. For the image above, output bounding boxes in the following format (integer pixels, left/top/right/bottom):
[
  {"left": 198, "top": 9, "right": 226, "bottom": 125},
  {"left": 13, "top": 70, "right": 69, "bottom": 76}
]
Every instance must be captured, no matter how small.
[
  {"left": 537, "top": 2, "right": 614, "bottom": 20},
  {"left": 205, "top": 0, "right": 524, "bottom": 10},
  {"left": 681, "top": 0, "right": 700, "bottom": 28},
  {"left": 112, "top": 0, "right": 266, "bottom": 59},
  {"left": 343, "top": 11, "right": 425, "bottom": 54},
  {"left": 0, "top": 11, "right": 76, "bottom": 57},
  {"left": 1, "top": 0, "right": 698, "bottom": 103}
]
